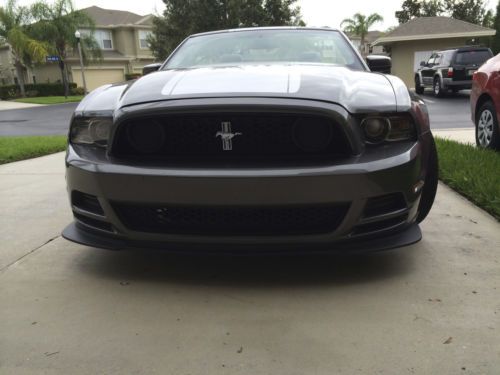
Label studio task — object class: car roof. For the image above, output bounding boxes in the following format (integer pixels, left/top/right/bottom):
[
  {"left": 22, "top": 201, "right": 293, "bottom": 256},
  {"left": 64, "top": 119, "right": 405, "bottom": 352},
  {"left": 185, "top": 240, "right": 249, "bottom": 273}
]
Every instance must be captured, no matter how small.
[
  {"left": 191, "top": 26, "right": 341, "bottom": 38},
  {"left": 438, "top": 46, "right": 491, "bottom": 53}
]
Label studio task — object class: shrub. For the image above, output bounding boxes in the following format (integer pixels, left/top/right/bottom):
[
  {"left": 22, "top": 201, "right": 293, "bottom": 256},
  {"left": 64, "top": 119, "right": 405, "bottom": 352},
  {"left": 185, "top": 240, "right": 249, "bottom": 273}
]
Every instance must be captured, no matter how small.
[
  {"left": 26, "top": 90, "right": 39, "bottom": 97},
  {"left": 0, "top": 82, "right": 77, "bottom": 100},
  {"left": 71, "top": 86, "right": 85, "bottom": 96},
  {"left": 125, "top": 73, "right": 142, "bottom": 81}
]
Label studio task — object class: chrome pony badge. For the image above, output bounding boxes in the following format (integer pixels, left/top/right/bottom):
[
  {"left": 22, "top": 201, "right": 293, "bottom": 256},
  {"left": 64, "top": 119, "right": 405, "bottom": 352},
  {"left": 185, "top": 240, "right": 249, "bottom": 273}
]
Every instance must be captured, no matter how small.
[{"left": 215, "top": 122, "right": 242, "bottom": 151}]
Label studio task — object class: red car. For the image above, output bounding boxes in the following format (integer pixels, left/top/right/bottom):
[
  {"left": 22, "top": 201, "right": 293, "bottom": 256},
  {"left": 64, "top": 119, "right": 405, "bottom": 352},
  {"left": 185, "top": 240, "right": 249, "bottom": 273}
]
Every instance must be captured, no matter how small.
[{"left": 471, "top": 53, "right": 500, "bottom": 150}]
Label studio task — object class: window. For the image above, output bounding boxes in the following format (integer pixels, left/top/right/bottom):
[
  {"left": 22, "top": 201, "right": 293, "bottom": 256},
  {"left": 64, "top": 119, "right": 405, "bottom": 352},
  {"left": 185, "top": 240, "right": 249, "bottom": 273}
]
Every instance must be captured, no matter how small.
[
  {"left": 165, "top": 29, "right": 365, "bottom": 71},
  {"left": 81, "top": 29, "right": 113, "bottom": 50},
  {"left": 455, "top": 50, "right": 493, "bottom": 65},
  {"left": 95, "top": 30, "right": 113, "bottom": 49},
  {"left": 139, "top": 30, "right": 152, "bottom": 49}
]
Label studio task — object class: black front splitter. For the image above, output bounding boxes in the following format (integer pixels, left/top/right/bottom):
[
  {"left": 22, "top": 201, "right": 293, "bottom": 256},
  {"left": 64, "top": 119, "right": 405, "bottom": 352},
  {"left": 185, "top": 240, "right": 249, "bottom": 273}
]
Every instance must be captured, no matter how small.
[{"left": 62, "top": 222, "right": 422, "bottom": 255}]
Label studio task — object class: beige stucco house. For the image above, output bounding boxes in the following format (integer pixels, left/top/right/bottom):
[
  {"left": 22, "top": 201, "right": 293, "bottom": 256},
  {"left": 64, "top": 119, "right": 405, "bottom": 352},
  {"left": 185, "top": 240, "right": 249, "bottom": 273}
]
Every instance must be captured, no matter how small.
[
  {"left": 0, "top": 6, "right": 156, "bottom": 90},
  {"left": 372, "top": 17, "right": 496, "bottom": 88}
]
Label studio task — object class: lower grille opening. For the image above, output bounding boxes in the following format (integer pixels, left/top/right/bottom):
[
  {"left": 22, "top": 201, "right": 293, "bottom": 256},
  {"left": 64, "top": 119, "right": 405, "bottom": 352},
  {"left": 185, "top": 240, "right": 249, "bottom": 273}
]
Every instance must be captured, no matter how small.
[
  {"left": 353, "top": 214, "right": 408, "bottom": 236},
  {"left": 72, "top": 191, "right": 104, "bottom": 216},
  {"left": 74, "top": 213, "right": 114, "bottom": 233},
  {"left": 363, "top": 193, "right": 407, "bottom": 218},
  {"left": 112, "top": 203, "right": 350, "bottom": 236}
]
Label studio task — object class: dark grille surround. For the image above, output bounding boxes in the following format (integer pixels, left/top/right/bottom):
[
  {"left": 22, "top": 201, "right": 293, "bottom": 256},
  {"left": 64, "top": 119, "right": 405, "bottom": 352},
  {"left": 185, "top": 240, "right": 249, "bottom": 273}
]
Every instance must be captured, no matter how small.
[
  {"left": 111, "top": 113, "right": 351, "bottom": 165},
  {"left": 112, "top": 203, "right": 351, "bottom": 236}
]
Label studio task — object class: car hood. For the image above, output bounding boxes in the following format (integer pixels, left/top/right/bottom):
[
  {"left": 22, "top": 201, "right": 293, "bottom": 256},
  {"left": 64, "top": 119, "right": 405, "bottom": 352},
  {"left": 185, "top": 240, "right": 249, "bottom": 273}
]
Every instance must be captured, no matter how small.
[{"left": 77, "top": 64, "right": 410, "bottom": 114}]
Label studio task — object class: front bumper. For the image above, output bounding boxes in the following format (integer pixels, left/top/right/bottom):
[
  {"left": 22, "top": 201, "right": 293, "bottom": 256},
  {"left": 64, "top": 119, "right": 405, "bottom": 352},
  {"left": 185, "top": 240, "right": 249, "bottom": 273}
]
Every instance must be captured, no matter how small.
[{"left": 63, "top": 131, "right": 434, "bottom": 253}]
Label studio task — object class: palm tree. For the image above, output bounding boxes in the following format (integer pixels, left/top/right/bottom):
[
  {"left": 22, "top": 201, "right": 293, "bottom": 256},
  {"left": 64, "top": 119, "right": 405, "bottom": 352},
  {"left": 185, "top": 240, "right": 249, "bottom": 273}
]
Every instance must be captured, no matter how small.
[
  {"left": 0, "top": 0, "right": 49, "bottom": 97},
  {"left": 341, "top": 13, "right": 384, "bottom": 55},
  {"left": 30, "top": 0, "right": 100, "bottom": 97}
]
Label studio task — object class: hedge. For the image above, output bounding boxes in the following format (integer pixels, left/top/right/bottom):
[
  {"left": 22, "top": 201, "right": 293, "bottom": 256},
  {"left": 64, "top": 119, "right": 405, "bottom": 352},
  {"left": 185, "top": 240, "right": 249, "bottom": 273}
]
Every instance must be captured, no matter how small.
[
  {"left": 125, "top": 73, "right": 142, "bottom": 81},
  {"left": 0, "top": 82, "right": 77, "bottom": 100}
]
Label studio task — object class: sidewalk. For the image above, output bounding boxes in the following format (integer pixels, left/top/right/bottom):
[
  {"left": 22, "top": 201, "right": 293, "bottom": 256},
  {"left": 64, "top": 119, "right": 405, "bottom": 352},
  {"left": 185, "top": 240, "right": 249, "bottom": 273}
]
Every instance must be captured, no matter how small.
[
  {"left": 0, "top": 100, "right": 45, "bottom": 111},
  {"left": 432, "top": 127, "right": 475, "bottom": 145}
]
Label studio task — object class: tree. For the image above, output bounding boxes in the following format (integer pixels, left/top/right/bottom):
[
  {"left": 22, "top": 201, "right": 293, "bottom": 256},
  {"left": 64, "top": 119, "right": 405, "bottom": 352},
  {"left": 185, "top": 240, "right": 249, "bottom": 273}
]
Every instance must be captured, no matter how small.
[
  {"left": 396, "top": 0, "right": 491, "bottom": 25},
  {"left": 422, "top": 0, "right": 444, "bottom": 17},
  {"left": 0, "top": 0, "right": 49, "bottom": 97},
  {"left": 492, "top": 0, "right": 500, "bottom": 53},
  {"left": 482, "top": 9, "right": 495, "bottom": 28},
  {"left": 396, "top": 0, "right": 423, "bottom": 24},
  {"left": 29, "top": 0, "right": 100, "bottom": 97},
  {"left": 264, "top": 0, "right": 303, "bottom": 26},
  {"left": 341, "top": 13, "right": 383, "bottom": 55},
  {"left": 149, "top": 0, "right": 303, "bottom": 60},
  {"left": 444, "top": 0, "right": 487, "bottom": 24}
]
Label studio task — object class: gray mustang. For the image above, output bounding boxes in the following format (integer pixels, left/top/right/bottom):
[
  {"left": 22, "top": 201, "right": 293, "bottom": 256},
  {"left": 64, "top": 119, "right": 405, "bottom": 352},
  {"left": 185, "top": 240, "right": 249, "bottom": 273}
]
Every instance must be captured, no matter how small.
[{"left": 63, "top": 27, "right": 438, "bottom": 254}]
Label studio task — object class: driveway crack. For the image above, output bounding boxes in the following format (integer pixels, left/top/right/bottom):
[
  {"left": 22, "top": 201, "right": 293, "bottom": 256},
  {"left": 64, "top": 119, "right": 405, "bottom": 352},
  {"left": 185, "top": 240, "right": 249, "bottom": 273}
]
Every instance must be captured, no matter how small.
[{"left": 0, "top": 235, "right": 60, "bottom": 273}]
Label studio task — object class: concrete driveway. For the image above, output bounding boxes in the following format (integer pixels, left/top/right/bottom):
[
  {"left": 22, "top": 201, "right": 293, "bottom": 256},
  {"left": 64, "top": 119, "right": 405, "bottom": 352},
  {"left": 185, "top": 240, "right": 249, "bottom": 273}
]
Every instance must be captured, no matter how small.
[{"left": 1, "top": 153, "right": 499, "bottom": 374}]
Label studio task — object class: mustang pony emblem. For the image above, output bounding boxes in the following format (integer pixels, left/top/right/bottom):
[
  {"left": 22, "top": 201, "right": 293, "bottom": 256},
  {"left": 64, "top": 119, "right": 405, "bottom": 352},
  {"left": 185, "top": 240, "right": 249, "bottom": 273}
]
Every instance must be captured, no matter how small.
[{"left": 215, "top": 122, "right": 242, "bottom": 150}]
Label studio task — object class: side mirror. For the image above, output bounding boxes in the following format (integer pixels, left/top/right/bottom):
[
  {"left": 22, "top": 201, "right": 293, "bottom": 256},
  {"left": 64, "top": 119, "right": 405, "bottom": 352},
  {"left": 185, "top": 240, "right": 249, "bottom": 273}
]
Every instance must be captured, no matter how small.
[
  {"left": 366, "top": 55, "right": 392, "bottom": 74},
  {"left": 142, "top": 63, "right": 162, "bottom": 76},
  {"left": 420, "top": 61, "right": 426, "bottom": 67}
]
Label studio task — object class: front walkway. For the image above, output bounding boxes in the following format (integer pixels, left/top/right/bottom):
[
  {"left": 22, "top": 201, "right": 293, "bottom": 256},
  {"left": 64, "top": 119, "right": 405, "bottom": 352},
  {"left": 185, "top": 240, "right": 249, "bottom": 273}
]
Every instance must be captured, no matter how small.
[
  {"left": 0, "top": 100, "right": 45, "bottom": 111},
  {"left": 433, "top": 127, "right": 475, "bottom": 145}
]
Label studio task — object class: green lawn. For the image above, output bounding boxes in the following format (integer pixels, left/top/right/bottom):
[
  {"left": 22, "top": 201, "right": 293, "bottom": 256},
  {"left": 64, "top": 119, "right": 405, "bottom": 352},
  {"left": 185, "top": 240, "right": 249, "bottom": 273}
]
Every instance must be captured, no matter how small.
[
  {"left": 435, "top": 138, "right": 500, "bottom": 220},
  {"left": 13, "top": 96, "right": 84, "bottom": 105},
  {"left": 0, "top": 136, "right": 67, "bottom": 165}
]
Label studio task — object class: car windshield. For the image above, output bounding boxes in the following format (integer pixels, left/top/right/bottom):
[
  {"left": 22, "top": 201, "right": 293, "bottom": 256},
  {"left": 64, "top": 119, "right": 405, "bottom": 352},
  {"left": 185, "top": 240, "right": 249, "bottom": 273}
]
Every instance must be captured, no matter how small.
[
  {"left": 455, "top": 50, "right": 492, "bottom": 65},
  {"left": 164, "top": 29, "right": 364, "bottom": 70}
]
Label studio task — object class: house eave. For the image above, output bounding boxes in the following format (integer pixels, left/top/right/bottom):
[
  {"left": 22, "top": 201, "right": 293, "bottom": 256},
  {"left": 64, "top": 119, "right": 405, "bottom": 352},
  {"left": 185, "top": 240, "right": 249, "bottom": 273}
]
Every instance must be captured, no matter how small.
[{"left": 372, "top": 30, "right": 496, "bottom": 46}]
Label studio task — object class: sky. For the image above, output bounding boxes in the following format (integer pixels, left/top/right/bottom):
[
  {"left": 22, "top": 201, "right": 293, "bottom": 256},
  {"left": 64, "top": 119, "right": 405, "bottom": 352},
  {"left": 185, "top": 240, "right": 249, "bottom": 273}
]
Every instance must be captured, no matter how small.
[{"left": 13, "top": 0, "right": 499, "bottom": 31}]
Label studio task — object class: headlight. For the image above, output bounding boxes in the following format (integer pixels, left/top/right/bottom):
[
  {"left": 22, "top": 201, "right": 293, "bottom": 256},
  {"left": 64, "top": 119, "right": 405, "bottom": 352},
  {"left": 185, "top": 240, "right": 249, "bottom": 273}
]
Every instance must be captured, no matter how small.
[
  {"left": 70, "top": 117, "right": 113, "bottom": 147},
  {"left": 361, "top": 114, "right": 415, "bottom": 144}
]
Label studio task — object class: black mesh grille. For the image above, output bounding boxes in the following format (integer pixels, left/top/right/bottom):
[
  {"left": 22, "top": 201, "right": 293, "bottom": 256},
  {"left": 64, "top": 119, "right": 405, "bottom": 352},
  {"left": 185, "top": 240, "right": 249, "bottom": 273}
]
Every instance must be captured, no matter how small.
[
  {"left": 363, "top": 193, "right": 407, "bottom": 218},
  {"left": 112, "top": 203, "right": 350, "bottom": 236},
  {"left": 72, "top": 191, "right": 104, "bottom": 215},
  {"left": 111, "top": 113, "right": 351, "bottom": 165}
]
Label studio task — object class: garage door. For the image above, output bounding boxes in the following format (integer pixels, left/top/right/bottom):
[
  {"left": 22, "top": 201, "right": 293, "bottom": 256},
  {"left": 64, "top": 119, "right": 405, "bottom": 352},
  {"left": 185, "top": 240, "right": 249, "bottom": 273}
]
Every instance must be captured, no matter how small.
[
  {"left": 72, "top": 68, "right": 125, "bottom": 91},
  {"left": 414, "top": 51, "right": 433, "bottom": 73}
]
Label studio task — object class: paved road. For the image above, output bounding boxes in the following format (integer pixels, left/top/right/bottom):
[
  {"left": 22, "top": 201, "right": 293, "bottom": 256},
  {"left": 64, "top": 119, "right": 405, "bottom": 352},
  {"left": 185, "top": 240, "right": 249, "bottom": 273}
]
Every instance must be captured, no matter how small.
[
  {"left": 1, "top": 153, "right": 499, "bottom": 374},
  {"left": 0, "top": 103, "right": 77, "bottom": 136},
  {"left": 0, "top": 91, "right": 473, "bottom": 137},
  {"left": 421, "top": 91, "right": 473, "bottom": 130}
]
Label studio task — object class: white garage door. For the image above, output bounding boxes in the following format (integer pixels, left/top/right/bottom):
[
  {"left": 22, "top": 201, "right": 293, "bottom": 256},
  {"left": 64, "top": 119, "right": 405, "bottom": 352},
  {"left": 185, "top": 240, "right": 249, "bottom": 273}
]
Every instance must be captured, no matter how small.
[
  {"left": 414, "top": 51, "right": 434, "bottom": 72},
  {"left": 72, "top": 68, "right": 125, "bottom": 91}
]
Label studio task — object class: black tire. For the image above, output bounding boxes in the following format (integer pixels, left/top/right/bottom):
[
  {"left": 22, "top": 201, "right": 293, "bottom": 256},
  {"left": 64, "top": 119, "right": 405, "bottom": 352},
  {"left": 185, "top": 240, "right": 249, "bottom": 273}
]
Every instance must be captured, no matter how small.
[
  {"left": 433, "top": 77, "right": 445, "bottom": 98},
  {"left": 417, "top": 136, "right": 438, "bottom": 223},
  {"left": 475, "top": 101, "right": 500, "bottom": 150},
  {"left": 415, "top": 76, "right": 424, "bottom": 95}
]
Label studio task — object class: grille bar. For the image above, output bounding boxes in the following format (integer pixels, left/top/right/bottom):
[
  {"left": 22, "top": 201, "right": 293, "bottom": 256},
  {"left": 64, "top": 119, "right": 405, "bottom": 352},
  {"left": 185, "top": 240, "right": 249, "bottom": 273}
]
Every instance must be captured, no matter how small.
[{"left": 112, "top": 203, "right": 350, "bottom": 236}]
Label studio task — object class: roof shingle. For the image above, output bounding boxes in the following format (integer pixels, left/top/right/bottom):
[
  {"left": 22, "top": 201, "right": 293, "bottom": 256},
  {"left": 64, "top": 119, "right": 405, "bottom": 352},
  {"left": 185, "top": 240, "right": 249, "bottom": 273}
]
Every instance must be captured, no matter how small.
[
  {"left": 387, "top": 17, "right": 493, "bottom": 38},
  {"left": 81, "top": 6, "right": 152, "bottom": 26},
  {"left": 373, "top": 17, "right": 496, "bottom": 45}
]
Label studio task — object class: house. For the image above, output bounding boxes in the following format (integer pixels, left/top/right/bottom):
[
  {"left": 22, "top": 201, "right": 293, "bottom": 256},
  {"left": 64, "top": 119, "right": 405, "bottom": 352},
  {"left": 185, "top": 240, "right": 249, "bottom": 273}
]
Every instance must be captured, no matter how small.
[
  {"left": 36, "top": 6, "right": 156, "bottom": 90},
  {"left": 0, "top": 6, "right": 156, "bottom": 91},
  {"left": 372, "top": 17, "right": 496, "bottom": 87},
  {"left": 0, "top": 43, "right": 16, "bottom": 86},
  {"left": 347, "top": 31, "right": 385, "bottom": 56}
]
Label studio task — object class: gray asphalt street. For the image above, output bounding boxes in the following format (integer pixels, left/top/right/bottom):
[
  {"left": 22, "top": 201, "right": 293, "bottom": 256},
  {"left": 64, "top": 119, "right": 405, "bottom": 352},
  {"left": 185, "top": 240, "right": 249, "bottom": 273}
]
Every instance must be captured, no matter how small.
[
  {"left": 421, "top": 91, "right": 473, "bottom": 129},
  {"left": 0, "top": 91, "right": 472, "bottom": 136},
  {"left": 0, "top": 103, "right": 77, "bottom": 136}
]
